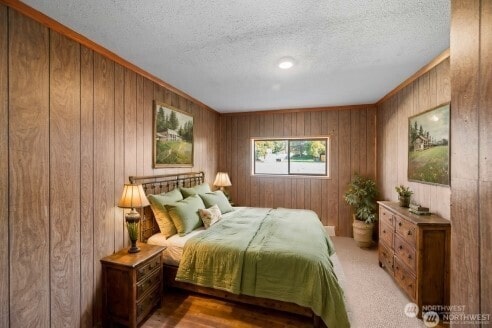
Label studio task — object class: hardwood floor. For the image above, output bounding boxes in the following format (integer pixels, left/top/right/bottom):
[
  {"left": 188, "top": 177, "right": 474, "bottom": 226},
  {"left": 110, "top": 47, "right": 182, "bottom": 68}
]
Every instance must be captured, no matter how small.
[{"left": 142, "top": 288, "right": 312, "bottom": 328}]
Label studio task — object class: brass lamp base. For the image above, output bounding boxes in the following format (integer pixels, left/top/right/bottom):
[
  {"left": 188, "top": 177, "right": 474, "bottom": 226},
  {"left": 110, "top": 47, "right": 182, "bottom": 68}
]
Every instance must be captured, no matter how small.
[{"left": 125, "top": 209, "right": 141, "bottom": 253}]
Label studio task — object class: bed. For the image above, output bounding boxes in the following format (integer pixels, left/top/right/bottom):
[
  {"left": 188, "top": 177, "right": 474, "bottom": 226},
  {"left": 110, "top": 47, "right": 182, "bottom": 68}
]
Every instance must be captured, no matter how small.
[{"left": 130, "top": 172, "right": 349, "bottom": 328}]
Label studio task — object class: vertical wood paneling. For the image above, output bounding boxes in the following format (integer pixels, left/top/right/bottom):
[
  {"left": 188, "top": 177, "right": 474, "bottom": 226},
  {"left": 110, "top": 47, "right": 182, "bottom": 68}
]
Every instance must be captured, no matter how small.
[
  {"left": 366, "top": 108, "right": 376, "bottom": 178},
  {"left": 136, "top": 75, "right": 144, "bottom": 176},
  {"left": 93, "top": 53, "right": 115, "bottom": 323},
  {"left": 79, "top": 45, "right": 94, "bottom": 328},
  {"left": 143, "top": 78, "right": 154, "bottom": 176},
  {"left": 49, "top": 30, "right": 81, "bottom": 327},
  {"left": 450, "top": 0, "right": 492, "bottom": 321},
  {"left": 338, "top": 111, "right": 352, "bottom": 236},
  {"left": 479, "top": 0, "right": 492, "bottom": 180},
  {"left": 219, "top": 106, "right": 376, "bottom": 235},
  {"left": 8, "top": 10, "right": 50, "bottom": 327},
  {"left": 3, "top": 6, "right": 220, "bottom": 326},
  {"left": 325, "top": 110, "right": 339, "bottom": 227},
  {"left": 123, "top": 69, "right": 136, "bottom": 245},
  {"left": 450, "top": 1, "right": 481, "bottom": 320},
  {"left": 114, "top": 64, "right": 125, "bottom": 251},
  {"left": 480, "top": 0, "right": 492, "bottom": 315},
  {"left": 0, "top": 5, "right": 8, "bottom": 327},
  {"left": 249, "top": 115, "right": 259, "bottom": 207},
  {"left": 377, "top": 60, "right": 451, "bottom": 219}
]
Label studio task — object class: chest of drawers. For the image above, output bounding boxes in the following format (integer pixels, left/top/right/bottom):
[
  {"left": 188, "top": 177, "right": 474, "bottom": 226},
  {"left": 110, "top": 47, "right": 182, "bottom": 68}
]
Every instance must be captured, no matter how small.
[
  {"left": 378, "top": 201, "right": 450, "bottom": 316},
  {"left": 101, "top": 243, "right": 165, "bottom": 327}
]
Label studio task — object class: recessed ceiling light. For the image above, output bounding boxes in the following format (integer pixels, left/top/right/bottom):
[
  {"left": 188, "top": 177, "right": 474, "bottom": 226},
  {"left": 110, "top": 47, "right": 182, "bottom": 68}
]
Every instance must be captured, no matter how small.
[{"left": 278, "top": 57, "right": 295, "bottom": 69}]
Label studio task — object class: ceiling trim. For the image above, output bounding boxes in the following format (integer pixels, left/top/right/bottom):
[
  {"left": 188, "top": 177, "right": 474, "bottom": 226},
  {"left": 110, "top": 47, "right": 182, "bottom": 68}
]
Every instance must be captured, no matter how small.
[
  {"left": 376, "top": 48, "right": 450, "bottom": 105},
  {"left": 221, "top": 103, "right": 377, "bottom": 116},
  {"left": 2, "top": 0, "right": 219, "bottom": 114}
]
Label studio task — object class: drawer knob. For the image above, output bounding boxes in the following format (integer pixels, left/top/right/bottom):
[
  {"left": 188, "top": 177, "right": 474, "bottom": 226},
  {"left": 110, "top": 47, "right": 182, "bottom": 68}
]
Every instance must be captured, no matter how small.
[
  {"left": 383, "top": 230, "right": 386, "bottom": 233},
  {"left": 399, "top": 245, "right": 403, "bottom": 250},
  {"left": 398, "top": 222, "right": 402, "bottom": 227},
  {"left": 407, "top": 230, "right": 412, "bottom": 236},
  {"left": 408, "top": 254, "right": 412, "bottom": 259}
]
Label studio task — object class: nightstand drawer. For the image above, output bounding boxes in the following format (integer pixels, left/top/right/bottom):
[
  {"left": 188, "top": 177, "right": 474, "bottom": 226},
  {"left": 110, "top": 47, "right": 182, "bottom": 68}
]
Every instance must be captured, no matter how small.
[
  {"left": 379, "top": 242, "right": 394, "bottom": 274},
  {"left": 137, "top": 255, "right": 161, "bottom": 281},
  {"left": 379, "top": 222, "right": 394, "bottom": 250},
  {"left": 394, "top": 257, "right": 416, "bottom": 301},
  {"left": 379, "top": 206, "right": 395, "bottom": 227},
  {"left": 101, "top": 243, "right": 165, "bottom": 328},
  {"left": 394, "top": 235, "right": 416, "bottom": 273},
  {"left": 137, "top": 267, "right": 161, "bottom": 300},
  {"left": 395, "top": 216, "right": 416, "bottom": 247},
  {"left": 137, "top": 284, "right": 161, "bottom": 321}
]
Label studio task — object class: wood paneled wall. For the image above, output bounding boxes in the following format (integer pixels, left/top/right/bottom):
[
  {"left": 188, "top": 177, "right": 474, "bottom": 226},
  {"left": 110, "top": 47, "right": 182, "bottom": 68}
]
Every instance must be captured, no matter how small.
[
  {"left": 0, "top": 5, "right": 219, "bottom": 327},
  {"left": 377, "top": 59, "right": 451, "bottom": 219},
  {"left": 450, "top": 0, "right": 491, "bottom": 324},
  {"left": 219, "top": 106, "right": 376, "bottom": 237}
]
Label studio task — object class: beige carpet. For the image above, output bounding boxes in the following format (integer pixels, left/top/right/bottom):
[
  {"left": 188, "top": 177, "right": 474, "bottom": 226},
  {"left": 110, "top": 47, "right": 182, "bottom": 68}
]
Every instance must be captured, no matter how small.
[{"left": 331, "top": 236, "right": 425, "bottom": 328}]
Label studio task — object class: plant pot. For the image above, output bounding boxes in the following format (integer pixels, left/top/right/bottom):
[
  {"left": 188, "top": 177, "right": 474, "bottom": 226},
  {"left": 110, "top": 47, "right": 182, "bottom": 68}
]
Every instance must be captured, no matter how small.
[
  {"left": 399, "top": 195, "right": 411, "bottom": 207},
  {"left": 352, "top": 219, "right": 374, "bottom": 248}
]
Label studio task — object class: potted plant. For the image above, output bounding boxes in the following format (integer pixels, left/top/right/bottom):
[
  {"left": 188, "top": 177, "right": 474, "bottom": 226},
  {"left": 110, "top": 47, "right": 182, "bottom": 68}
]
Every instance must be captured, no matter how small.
[
  {"left": 395, "top": 185, "right": 413, "bottom": 207},
  {"left": 344, "top": 174, "right": 378, "bottom": 248}
]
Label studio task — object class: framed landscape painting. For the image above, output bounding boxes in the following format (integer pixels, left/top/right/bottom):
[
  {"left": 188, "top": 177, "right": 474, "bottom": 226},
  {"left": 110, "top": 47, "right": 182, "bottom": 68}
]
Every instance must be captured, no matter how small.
[
  {"left": 408, "top": 103, "right": 450, "bottom": 186},
  {"left": 153, "top": 101, "right": 193, "bottom": 168}
]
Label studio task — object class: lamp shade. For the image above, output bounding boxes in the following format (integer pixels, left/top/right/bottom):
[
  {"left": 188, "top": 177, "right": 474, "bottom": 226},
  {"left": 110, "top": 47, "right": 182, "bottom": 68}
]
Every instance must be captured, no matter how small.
[
  {"left": 213, "top": 172, "right": 232, "bottom": 187},
  {"left": 118, "top": 184, "right": 149, "bottom": 209}
]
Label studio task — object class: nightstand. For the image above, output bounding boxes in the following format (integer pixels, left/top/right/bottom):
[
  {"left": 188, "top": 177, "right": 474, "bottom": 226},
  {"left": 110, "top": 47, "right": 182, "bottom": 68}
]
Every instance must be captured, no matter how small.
[{"left": 101, "top": 243, "right": 165, "bottom": 327}]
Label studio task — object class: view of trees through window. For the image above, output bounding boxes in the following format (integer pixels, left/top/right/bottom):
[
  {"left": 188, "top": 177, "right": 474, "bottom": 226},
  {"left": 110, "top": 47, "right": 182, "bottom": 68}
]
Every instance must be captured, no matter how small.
[{"left": 253, "top": 138, "right": 329, "bottom": 176}]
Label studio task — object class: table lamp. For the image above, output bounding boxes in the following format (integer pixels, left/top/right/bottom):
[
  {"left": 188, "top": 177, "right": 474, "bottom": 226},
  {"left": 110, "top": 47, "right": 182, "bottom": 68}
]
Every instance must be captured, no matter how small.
[
  {"left": 118, "top": 184, "right": 149, "bottom": 253},
  {"left": 213, "top": 172, "right": 232, "bottom": 197}
]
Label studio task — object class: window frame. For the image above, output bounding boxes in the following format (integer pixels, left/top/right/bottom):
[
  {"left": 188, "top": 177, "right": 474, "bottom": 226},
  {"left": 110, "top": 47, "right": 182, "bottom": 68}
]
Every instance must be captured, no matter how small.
[{"left": 251, "top": 136, "right": 330, "bottom": 178}]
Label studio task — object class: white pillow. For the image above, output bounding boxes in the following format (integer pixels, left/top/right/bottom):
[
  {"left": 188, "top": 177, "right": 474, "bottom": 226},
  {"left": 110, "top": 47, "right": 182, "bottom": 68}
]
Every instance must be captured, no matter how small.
[{"left": 198, "top": 204, "right": 222, "bottom": 228}]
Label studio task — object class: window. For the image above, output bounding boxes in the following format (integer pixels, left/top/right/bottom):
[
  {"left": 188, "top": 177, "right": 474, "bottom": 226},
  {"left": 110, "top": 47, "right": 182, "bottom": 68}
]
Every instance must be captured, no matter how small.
[{"left": 252, "top": 137, "right": 329, "bottom": 177}]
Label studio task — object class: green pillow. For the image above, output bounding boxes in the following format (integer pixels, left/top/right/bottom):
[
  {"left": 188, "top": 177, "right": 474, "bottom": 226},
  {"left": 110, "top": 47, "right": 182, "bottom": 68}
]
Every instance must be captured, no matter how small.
[
  {"left": 180, "top": 183, "right": 211, "bottom": 198},
  {"left": 147, "top": 189, "right": 184, "bottom": 237},
  {"left": 199, "top": 191, "right": 234, "bottom": 214},
  {"left": 166, "top": 195, "right": 205, "bottom": 236}
]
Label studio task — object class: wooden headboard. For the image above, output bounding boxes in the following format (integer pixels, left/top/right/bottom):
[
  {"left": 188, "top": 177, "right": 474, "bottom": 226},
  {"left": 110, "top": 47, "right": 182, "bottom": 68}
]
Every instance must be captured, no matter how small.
[{"left": 129, "top": 171, "right": 205, "bottom": 242}]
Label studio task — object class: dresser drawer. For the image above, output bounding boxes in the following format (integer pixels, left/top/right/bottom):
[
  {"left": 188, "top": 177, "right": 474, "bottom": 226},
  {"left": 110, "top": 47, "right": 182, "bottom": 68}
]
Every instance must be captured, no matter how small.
[
  {"left": 379, "top": 222, "right": 394, "bottom": 250},
  {"left": 394, "top": 257, "right": 416, "bottom": 300},
  {"left": 379, "top": 242, "right": 394, "bottom": 274},
  {"left": 137, "top": 284, "right": 161, "bottom": 321},
  {"left": 395, "top": 216, "right": 416, "bottom": 247},
  {"left": 137, "top": 255, "right": 161, "bottom": 281},
  {"left": 394, "top": 235, "right": 416, "bottom": 273},
  {"left": 379, "top": 206, "right": 395, "bottom": 227},
  {"left": 137, "top": 267, "right": 161, "bottom": 300}
]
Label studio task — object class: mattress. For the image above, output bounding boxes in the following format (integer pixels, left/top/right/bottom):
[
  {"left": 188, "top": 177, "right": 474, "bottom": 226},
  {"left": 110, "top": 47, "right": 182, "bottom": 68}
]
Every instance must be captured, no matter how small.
[
  {"left": 147, "top": 207, "right": 244, "bottom": 265},
  {"left": 147, "top": 228, "right": 204, "bottom": 265}
]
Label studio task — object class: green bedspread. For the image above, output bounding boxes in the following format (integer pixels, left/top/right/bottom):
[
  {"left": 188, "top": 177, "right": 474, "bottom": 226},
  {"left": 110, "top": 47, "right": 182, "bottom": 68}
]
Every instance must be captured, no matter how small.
[{"left": 176, "top": 207, "right": 350, "bottom": 328}]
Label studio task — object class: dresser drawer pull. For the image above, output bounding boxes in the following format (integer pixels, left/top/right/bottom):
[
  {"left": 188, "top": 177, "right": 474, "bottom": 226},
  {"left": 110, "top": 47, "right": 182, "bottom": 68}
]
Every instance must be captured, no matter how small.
[
  {"left": 407, "top": 230, "right": 412, "bottom": 236},
  {"left": 408, "top": 254, "right": 412, "bottom": 260},
  {"left": 398, "top": 222, "right": 402, "bottom": 227},
  {"left": 399, "top": 245, "right": 403, "bottom": 250},
  {"left": 383, "top": 229, "right": 386, "bottom": 233}
]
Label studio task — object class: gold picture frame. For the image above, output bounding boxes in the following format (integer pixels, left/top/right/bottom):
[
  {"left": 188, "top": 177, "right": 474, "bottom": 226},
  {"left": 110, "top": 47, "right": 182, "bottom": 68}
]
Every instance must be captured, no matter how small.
[
  {"left": 153, "top": 101, "right": 194, "bottom": 168},
  {"left": 408, "top": 102, "right": 450, "bottom": 186}
]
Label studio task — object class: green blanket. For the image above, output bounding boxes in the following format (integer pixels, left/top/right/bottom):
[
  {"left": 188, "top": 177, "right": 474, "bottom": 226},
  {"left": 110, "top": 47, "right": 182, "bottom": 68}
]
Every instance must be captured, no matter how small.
[{"left": 176, "top": 207, "right": 350, "bottom": 327}]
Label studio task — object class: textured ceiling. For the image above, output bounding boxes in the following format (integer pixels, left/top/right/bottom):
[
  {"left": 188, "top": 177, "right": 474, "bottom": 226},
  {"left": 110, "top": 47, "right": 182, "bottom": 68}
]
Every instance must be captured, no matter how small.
[{"left": 22, "top": 0, "right": 450, "bottom": 113}]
